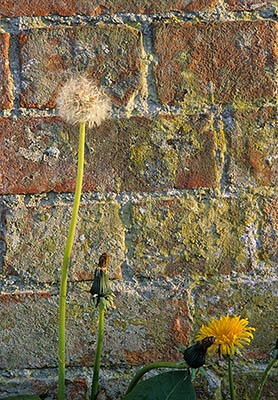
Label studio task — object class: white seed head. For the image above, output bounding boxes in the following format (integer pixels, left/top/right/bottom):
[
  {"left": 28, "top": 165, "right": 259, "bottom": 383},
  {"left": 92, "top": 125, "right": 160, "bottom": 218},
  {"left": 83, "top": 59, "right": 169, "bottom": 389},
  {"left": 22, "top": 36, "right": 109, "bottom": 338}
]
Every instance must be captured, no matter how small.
[{"left": 56, "top": 75, "right": 111, "bottom": 127}]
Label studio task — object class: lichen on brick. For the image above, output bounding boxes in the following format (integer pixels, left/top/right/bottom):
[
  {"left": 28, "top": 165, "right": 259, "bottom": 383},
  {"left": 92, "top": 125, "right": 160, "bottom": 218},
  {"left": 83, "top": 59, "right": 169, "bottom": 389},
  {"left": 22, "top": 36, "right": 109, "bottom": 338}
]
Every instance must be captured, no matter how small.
[
  {"left": 228, "top": 107, "right": 278, "bottom": 187},
  {"left": 2, "top": 200, "right": 124, "bottom": 284},
  {"left": 125, "top": 191, "right": 262, "bottom": 278}
]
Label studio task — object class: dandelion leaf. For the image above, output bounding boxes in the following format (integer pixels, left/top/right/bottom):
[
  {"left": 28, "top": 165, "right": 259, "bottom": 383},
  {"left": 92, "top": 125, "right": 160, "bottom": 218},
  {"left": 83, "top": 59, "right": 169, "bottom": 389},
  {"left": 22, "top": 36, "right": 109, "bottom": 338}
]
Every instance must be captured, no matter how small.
[{"left": 124, "top": 371, "right": 196, "bottom": 400}]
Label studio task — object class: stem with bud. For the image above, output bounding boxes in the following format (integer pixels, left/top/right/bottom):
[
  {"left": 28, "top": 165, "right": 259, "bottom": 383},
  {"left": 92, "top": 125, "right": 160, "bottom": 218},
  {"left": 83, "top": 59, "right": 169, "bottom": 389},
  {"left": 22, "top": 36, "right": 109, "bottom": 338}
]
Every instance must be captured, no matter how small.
[{"left": 91, "top": 301, "right": 105, "bottom": 400}]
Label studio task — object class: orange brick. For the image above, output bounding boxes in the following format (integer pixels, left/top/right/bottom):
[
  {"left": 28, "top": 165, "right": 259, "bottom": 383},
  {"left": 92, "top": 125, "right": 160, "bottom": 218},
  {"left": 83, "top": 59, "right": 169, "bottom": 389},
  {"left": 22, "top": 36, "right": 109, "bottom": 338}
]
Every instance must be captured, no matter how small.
[
  {"left": 225, "top": 0, "right": 273, "bottom": 10},
  {"left": 0, "top": 0, "right": 216, "bottom": 17},
  {"left": 0, "top": 33, "right": 12, "bottom": 109},
  {"left": 153, "top": 21, "right": 278, "bottom": 105}
]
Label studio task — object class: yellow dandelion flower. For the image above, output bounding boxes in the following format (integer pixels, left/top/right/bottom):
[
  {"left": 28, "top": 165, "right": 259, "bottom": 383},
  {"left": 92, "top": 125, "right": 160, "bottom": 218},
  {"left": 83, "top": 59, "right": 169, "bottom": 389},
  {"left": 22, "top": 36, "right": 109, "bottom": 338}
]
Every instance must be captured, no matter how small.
[{"left": 195, "top": 314, "right": 255, "bottom": 356}]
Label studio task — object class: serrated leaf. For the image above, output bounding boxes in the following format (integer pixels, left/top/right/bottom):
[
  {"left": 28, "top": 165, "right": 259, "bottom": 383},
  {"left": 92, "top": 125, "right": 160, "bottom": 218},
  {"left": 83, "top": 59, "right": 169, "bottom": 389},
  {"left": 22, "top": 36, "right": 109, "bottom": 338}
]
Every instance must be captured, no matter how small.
[
  {"left": 199, "top": 367, "right": 210, "bottom": 379},
  {"left": 2, "top": 396, "right": 42, "bottom": 400},
  {"left": 124, "top": 371, "right": 196, "bottom": 400},
  {"left": 176, "top": 343, "right": 186, "bottom": 353}
]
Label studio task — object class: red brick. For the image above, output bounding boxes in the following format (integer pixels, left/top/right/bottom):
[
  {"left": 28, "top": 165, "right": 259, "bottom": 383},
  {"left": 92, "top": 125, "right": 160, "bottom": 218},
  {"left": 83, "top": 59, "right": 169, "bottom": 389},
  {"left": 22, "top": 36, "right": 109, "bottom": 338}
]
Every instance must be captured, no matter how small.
[
  {"left": 19, "top": 25, "right": 143, "bottom": 107},
  {"left": 225, "top": 0, "right": 273, "bottom": 10},
  {"left": 0, "top": 33, "right": 12, "bottom": 109},
  {"left": 153, "top": 21, "right": 278, "bottom": 105},
  {"left": 0, "top": 0, "right": 92, "bottom": 17},
  {"left": 0, "top": 117, "right": 78, "bottom": 194},
  {"left": 0, "top": 115, "right": 216, "bottom": 195},
  {"left": 0, "top": 0, "right": 216, "bottom": 17},
  {"left": 106, "top": 0, "right": 217, "bottom": 13}
]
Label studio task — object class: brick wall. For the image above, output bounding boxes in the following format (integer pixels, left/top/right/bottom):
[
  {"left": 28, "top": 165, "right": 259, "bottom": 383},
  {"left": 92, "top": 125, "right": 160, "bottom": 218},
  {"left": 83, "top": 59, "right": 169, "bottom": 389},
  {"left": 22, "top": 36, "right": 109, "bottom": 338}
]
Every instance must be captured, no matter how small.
[{"left": 0, "top": 1, "right": 278, "bottom": 399}]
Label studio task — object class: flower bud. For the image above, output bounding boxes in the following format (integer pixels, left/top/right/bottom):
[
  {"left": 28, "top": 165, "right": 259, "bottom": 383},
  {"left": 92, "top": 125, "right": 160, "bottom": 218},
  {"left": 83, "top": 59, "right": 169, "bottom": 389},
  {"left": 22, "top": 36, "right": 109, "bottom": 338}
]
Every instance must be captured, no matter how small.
[
  {"left": 183, "top": 336, "right": 215, "bottom": 368},
  {"left": 90, "top": 253, "right": 115, "bottom": 309}
]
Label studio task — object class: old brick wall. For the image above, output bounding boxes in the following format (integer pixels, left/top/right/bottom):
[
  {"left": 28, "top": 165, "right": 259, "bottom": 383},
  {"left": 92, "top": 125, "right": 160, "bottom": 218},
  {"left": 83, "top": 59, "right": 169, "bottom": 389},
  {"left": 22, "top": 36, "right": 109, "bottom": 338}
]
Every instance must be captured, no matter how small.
[{"left": 0, "top": 1, "right": 278, "bottom": 399}]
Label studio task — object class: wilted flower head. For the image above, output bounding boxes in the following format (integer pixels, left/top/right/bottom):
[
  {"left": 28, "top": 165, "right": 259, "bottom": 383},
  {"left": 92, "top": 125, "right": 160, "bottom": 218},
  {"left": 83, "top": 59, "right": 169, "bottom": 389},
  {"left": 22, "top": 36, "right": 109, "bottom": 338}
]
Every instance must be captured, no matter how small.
[
  {"left": 56, "top": 75, "right": 111, "bottom": 128},
  {"left": 196, "top": 314, "right": 255, "bottom": 356},
  {"left": 183, "top": 336, "right": 215, "bottom": 368}
]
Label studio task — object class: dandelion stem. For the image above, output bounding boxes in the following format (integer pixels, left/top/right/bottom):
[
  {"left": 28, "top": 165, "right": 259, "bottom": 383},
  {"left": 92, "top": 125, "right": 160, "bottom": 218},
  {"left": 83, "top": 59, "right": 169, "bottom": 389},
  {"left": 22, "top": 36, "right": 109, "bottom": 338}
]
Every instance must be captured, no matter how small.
[
  {"left": 91, "top": 302, "right": 105, "bottom": 400},
  {"left": 125, "top": 361, "right": 188, "bottom": 395},
  {"left": 228, "top": 357, "right": 236, "bottom": 400},
  {"left": 58, "top": 122, "right": 86, "bottom": 400},
  {"left": 253, "top": 358, "right": 277, "bottom": 400}
]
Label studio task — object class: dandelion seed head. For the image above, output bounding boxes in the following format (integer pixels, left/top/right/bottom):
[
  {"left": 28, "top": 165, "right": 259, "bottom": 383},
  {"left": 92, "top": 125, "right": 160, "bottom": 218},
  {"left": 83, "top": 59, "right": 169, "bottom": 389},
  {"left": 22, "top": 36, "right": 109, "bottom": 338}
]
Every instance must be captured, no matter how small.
[{"left": 56, "top": 75, "right": 111, "bottom": 127}]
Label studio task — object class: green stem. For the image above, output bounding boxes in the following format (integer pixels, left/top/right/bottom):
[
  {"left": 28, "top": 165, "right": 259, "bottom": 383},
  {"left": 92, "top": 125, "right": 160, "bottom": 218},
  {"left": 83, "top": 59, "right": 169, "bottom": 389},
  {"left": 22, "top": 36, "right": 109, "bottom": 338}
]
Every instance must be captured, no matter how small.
[
  {"left": 91, "top": 302, "right": 105, "bottom": 400},
  {"left": 58, "top": 122, "right": 86, "bottom": 400},
  {"left": 253, "top": 358, "right": 277, "bottom": 400},
  {"left": 125, "top": 361, "right": 188, "bottom": 396},
  {"left": 228, "top": 357, "right": 236, "bottom": 400}
]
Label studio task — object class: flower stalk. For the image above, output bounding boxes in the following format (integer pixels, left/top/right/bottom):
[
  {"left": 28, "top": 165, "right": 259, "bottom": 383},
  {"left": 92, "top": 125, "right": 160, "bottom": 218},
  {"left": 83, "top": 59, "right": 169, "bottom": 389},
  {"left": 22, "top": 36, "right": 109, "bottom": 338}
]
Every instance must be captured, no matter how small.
[
  {"left": 58, "top": 121, "right": 86, "bottom": 399},
  {"left": 228, "top": 357, "right": 236, "bottom": 400},
  {"left": 91, "top": 301, "right": 105, "bottom": 400},
  {"left": 56, "top": 75, "right": 111, "bottom": 398}
]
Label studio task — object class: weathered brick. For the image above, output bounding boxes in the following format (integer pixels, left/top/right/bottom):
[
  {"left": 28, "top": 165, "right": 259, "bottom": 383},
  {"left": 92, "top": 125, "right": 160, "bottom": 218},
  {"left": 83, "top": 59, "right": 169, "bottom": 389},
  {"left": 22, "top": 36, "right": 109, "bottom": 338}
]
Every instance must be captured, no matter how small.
[
  {"left": 0, "top": 0, "right": 70, "bottom": 17},
  {"left": 195, "top": 365, "right": 278, "bottom": 400},
  {"left": 0, "top": 285, "right": 190, "bottom": 369},
  {"left": 117, "top": 115, "right": 217, "bottom": 191},
  {"left": 102, "top": 0, "right": 217, "bottom": 13},
  {"left": 232, "top": 373, "right": 278, "bottom": 400},
  {"left": 123, "top": 193, "right": 260, "bottom": 278},
  {"left": 228, "top": 107, "right": 278, "bottom": 186},
  {"left": 0, "top": 117, "right": 78, "bottom": 194},
  {"left": 0, "top": 292, "right": 59, "bottom": 368},
  {"left": 261, "top": 197, "right": 278, "bottom": 263},
  {"left": 0, "top": 373, "right": 88, "bottom": 400},
  {"left": 0, "top": 33, "right": 12, "bottom": 109},
  {"left": 225, "top": 0, "right": 273, "bottom": 10},
  {"left": 19, "top": 25, "right": 143, "bottom": 107},
  {"left": 153, "top": 21, "right": 278, "bottom": 106},
  {"left": 0, "top": 115, "right": 216, "bottom": 195},
  {"left": 0, "top": 0, "right": 216, "bottom": 17},
  {"left": 118, "top": 292, "right": 190, "bottom": 365},
  {"left": 1, "top": 200, "right": 124, "bottom": 283}
]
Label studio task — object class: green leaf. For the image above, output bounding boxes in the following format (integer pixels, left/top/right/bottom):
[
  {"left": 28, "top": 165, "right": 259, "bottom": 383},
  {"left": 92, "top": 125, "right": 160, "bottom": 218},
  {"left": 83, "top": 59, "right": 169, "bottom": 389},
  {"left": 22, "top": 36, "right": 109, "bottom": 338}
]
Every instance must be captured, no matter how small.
[
  {"left": 124, "top": 370, "right": 196, "bottom": 400},
  {"left": 176, "top": 343, "right": 186, "bottom": 353},
  {"left": 2, "top": 396, "right": 42, "bottom": 400}
]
